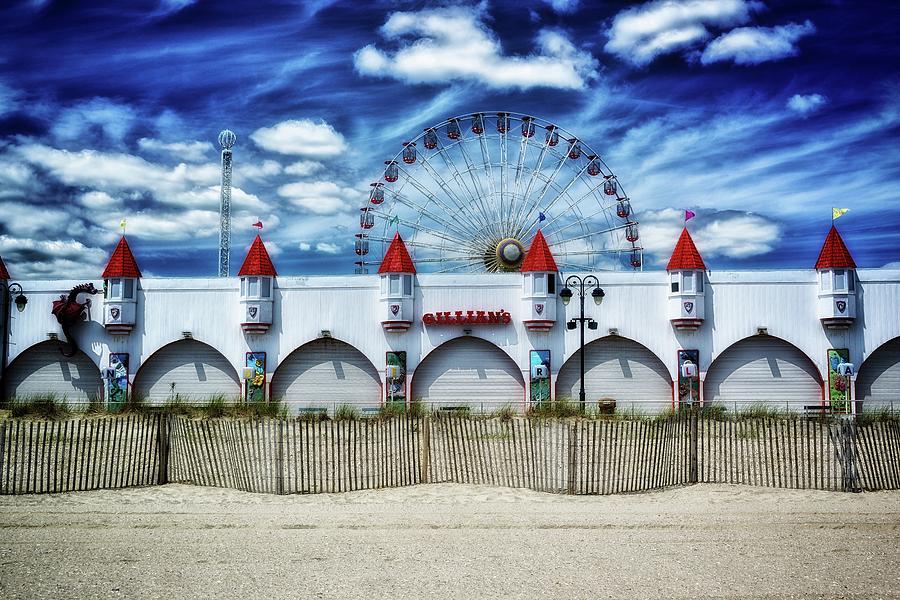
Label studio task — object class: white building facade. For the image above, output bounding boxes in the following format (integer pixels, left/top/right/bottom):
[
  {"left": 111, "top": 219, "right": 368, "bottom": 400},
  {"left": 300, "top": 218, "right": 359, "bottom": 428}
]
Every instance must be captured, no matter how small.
[{"left": 2, "top": 226, "right": 899, "bottom": 414}]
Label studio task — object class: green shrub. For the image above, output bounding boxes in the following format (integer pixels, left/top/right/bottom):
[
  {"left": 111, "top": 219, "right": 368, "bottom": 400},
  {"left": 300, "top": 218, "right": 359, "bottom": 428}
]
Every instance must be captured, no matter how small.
[{"left": 334, "top": 404, "right": 360, "bottom": 421}]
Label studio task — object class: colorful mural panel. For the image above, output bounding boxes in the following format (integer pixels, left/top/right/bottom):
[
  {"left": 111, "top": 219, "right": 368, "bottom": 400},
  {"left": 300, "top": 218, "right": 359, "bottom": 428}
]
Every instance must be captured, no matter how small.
[
  {"left": 107, "top": 353, "right": 129, "bottom": 410},
  {"left": 677, "top": 349, "right": 700, "bottom": 406},
  {"left": 246, "top": 352, "right": 266, "bottom": 403},
  {"left": 529, "top": 350, "right": 551, "bottom": 404},
  {"left": 827, "top": 348, "right": 850, "bottom": 413},
  {"left": 386, "top": 351, "right": 407, "bottom": 403}
]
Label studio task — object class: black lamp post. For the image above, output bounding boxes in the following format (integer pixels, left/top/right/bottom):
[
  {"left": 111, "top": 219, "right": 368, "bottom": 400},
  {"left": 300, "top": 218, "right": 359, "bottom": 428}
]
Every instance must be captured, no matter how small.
[
  {"left": 561, "top": 275, "right": 604, "bottom": 412},
  {"left": 8, "top": 283, "right": 27, "bottom": 312}
]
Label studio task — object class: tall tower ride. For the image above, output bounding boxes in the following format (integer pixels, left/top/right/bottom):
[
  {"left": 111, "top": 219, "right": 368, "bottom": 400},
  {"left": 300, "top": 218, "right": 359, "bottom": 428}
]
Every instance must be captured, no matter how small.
[{"left": 217, "top": 129, "right": 237, "bottom": 277}]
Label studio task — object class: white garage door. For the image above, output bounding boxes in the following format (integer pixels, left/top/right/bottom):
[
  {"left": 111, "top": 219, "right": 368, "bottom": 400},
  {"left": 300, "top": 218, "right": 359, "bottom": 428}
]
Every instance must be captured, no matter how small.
[
  {"left": 134, "top": 340, "right": 240, "bottom": 404},
  {"left": 271, "top": 339, "right": 381, "bottom": 408},
  {"left": 412, "top": 337, "right": 524, "bottom": 409},
  {"left": 4, "top": 341, "right": 102, "bottom": 404},
  {"left": 556, "top": 336, "right": 672, "bottom": 412},
  {"left": 705, "top": 337, "right": 822, "bottom": 410},
  {"left": 857, "top": 337, "right": 900, "bottom": 409}
]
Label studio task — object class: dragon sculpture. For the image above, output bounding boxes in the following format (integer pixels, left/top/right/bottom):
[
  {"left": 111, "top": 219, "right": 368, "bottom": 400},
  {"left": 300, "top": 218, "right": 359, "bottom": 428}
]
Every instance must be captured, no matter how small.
[{"left": 51, "top": 282, "right": 99, "bottom": 357}]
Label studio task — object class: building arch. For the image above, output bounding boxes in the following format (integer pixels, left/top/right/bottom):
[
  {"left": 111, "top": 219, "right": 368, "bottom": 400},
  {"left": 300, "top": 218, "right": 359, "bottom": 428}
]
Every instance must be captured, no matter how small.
[
  {"left": 856, "top": 336, "right": 900, "bottom": 409},
  {"left": 704, "top": 335, "right": 823, "bottom": 410},
  {"left": 3, "top": 340, "right": 102, "bottom": 404},
  {"left": 133, "top": 338, "right": 240, "bottom": 404},
  {"left": 556, "top": 335, "right": 673, "bottom": 413},
  {"left": 411, "top": 336, "right": 525, "bottom": 410},
  {"left": 270, "top": 337, "right": 382, "bottom": 409}
]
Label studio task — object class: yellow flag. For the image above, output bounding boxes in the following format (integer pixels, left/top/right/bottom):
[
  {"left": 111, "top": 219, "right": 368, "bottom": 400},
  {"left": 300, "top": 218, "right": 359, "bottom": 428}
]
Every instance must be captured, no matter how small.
[
  {"left": 832, "top": 208, "right": 849, "bottom": 220},
  {"left": 119, "top": 218, "right": 127, "bottom": 232}
]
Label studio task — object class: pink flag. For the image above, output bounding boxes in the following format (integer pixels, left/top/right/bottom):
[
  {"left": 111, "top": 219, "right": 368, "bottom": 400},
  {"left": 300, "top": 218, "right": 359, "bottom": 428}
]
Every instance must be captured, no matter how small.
[
  {"left": 252, "top": 220, "right": 263, "bottom": 230},
  {"left": 685, "top": 210, "right": 696, "bottom": 222}
]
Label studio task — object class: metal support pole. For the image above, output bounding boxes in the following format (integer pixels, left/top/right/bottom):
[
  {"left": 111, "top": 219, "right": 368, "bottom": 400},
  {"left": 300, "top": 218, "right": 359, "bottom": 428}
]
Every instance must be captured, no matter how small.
[{"left": 579, "top": 289, "right": 586, "bottom": 411}]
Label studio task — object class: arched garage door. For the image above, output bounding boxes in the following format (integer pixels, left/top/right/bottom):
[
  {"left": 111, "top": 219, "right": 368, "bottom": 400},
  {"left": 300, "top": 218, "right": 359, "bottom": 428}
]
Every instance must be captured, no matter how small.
[
  {"left": 556, "top": 336, "right": 672, "bottom": 412},
  {"left": 133, "top": 340, "right": 240, "bottom": 404},
  {"left": 857, "top": 337, "right": 900, "bottom": 409},
  {"left": 704, "top": 336, "right": 822, "bottom": 410},
  {"left": 271, "top": 339, "right": 381, "bottom": 408},
  {"left": 412, "top": 337, "right": 524, "bottom": 409},
  {"left": 4, "top": 341, "right": 102, "bottom": 403}
]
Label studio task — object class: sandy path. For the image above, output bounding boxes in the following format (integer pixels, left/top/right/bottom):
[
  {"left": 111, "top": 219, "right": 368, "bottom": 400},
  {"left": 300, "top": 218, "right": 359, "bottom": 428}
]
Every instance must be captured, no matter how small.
[{"left": 1, "top": 484, "right": 898, "bottom": 599}]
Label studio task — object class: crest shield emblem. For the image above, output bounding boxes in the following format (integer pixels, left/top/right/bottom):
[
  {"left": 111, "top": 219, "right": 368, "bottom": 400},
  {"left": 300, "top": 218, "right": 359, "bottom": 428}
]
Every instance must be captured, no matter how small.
[
  {"left": 390, "top": 304, "right": 400, "bottom": 316},
  {"left": 835, "top": 300, "right": 847, "bottom": 313},
  {"left": 109, "top": 307, "right": 120, "bottom": 320},
  {"left": 535, "top": 303, "right": 544, "bottom": 315},
  {"left": 683, "top": 301, "right": 694, "bottom": 314},
  {"left": 248, "top": 306, "right": 258, "bottom": 319}
]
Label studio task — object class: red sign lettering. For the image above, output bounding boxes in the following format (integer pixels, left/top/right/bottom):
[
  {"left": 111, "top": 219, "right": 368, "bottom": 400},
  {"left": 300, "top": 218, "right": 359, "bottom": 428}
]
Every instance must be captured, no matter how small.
[{"left": 422, "top": 310, "right": 511, "bottom": 325}]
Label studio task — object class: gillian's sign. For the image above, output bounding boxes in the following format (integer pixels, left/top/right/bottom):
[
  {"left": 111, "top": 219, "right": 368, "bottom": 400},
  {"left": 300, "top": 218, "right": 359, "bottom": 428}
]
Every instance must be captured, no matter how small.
[{"left": 423, "top": 310, "right": 511, "bottom": 325}]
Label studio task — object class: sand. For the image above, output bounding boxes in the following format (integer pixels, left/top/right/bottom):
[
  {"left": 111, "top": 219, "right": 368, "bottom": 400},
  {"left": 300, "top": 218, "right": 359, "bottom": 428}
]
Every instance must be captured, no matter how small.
[{"left": 0, "top": 483, "right": 898, "bottom": 599}]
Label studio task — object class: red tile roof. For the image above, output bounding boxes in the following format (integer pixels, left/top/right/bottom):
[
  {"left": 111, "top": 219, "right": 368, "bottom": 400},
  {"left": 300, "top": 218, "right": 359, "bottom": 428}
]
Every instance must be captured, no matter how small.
[
  {"left": 815, "top": 225, "right": 856, "bottom": 269},
  {"left": 666, "top": 227, "right": 706, "bottom": 271},
  {"left": 521, "top": 230, "right": 558, "bottom": 272},
  {"left": 238, "top": 235, "right": 278, "bottom": 277},
  {"left": 378, "top": 232, "right": 416, "bottom": 274},
  {"left": 0, "top": 255, "right": 9, "bottom": 280},
  {"left": 102, "top": 236, "right": 142, "bottom": 278}
]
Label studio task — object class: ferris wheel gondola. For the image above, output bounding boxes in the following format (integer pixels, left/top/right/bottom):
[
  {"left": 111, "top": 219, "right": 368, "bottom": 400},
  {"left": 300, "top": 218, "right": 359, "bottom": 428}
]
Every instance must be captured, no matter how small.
[{"left": 353, "top": 112, "right": 642, "bottom": 274}]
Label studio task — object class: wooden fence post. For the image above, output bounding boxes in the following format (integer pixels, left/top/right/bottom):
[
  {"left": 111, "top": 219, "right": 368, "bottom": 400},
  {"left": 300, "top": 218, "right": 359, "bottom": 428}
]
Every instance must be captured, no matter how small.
[
  {"left": 276, "top": 418, "right": 285, "bottom": 495},
  {"left": 157, "top": 413, "right": 170, "bottom": 485},
  {"left": 841, "top": 417, "right": 861, "bottom": 493},
  {"left": 419, "top": 417, "right": 431, "bottom": 484},
  {"left": 0, "top": 419, "right": 6, "bottom": 493},
  {"left": 567, "top": 422, "right": 577, "bottom": 495},
  {"left": 689, "top": 408, "right": 699, "bottom": 484}
]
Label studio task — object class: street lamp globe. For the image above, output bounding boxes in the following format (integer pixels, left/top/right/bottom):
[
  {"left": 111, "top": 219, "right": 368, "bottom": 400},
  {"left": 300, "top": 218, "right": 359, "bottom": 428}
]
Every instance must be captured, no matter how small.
[
  {"left": 591, "top": 287, "right": 605, "bottom": 305},
  {"left": 560, "top": 287, "right": 573, "bottom": 305}
]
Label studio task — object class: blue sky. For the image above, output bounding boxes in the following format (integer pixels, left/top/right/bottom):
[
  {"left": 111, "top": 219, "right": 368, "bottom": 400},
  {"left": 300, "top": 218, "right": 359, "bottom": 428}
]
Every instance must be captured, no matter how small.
[{"left": 0, "top": 0, "right": 898, "bottom": 278}]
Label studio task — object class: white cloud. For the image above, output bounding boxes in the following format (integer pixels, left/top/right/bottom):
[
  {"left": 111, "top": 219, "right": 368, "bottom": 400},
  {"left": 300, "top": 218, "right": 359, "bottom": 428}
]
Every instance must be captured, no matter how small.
[
  {"left": 700, "top": 20, "right": 815, "bottom": 65},
  {"left": 78, "top": 190, "right": 120, "bottom": 209},
  {"left": 137, "top": 138, "right": 214, "bottom": 162},
  {"left": 277, "top": 181, "right": 361, "bottom": 215},
  {"left": 315, "top": 242, "right": 341, "bottom": 254},
  {"left": 605, "top": 0, "right": 759, "bottom": 66},
  {"left": 298, "top": 242, "right": 312, "bottom": 251},
  {"left": 354, "top": 6, "right": 597, "bottom": 90},
  {"left": 787, "top": 93, "right": 827, "bottom": 115},
  {"left": 0, "top": 235, "right": 107, "bottom": 279},
  {"left": 639, "top": 208, "right": 781, "bottom": 264},
  {"left": 250, "top": 119, "right": 347, "bottom": 157},
  {"left": 285, "top": 160, "right": 325, "bottom": 177},
  {"left": 52, "top": 98, "right": 137, "bottom": 143},
  {"left": 239, "top": 159, "right": 283, "bottom": 181},
  {"left": 542, "top": 0, "right": 579, "bottom": 14},
  {"left": 882, "top": 261, "right": 900, "bottom": 269}
]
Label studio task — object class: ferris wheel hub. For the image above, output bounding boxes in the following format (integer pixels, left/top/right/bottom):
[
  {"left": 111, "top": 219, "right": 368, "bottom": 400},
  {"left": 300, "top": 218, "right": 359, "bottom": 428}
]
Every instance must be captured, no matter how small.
[{"left": 494, "top": 238, "right": 525, "bottom": 271}]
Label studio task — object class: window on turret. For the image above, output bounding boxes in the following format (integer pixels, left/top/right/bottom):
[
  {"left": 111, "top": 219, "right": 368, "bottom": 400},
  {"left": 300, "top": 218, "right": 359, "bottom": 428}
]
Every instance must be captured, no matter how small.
[
  {"left": 248, "top": 277, "right": 259, "bottom": 297},
  {"left": 261, "top": 277, "right": 271, "bottom": 298},
  {"left": 124, "top": 278, "right": 134, "bottom": 299},
  {"left": 109, "top": 278, "right": 122, "bottom": 299},
  {"left": 696, "top": 274, "right": 703, "bottom": 293},
  {"left": 670, "top": 273, "right": 679, "bottom": 293},
  {"left": 848, "top": 272, "right": 855, "bottom": 292},
  {"left": 547, "top": 275, "right": 556, "bottom": 295},
  {"left": 403, "top": 274, "right": 412, "bottom": 296},
  {"left": 820, "top": 271, "right": 831, "bottom": 292},
  {"left": 834, "top": 269, "right": 846, "bottom": 291},
  {"left": 389, "top": 274, "right": 401, "bottom": 295},
  {"left": 532, "top": 273, "right": 545, "bottom": 294},
  {"left": 682, "top": 272, "right": 694, "bottom": 293}
]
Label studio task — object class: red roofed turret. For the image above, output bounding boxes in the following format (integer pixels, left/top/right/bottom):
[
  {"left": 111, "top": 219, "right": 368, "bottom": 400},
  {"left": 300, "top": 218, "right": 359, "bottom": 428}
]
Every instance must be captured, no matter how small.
[
  {"left": 238, "top": 235, "right": 278, "bottom": 277},
  {"left": 378, "top": 232, "right": 416, "bottom": 274},
  {"left": 0, "top": 256, "right": 9, "bottom": 280},
  {"left": 102, "top": 236, "right": 141, "bottom": 335},
  {"left": 102, "top": 236, "right": 142, "bottom": 279},
  {"left": 815, "top": 225, "right": 856, "bottom": 270},
  {"left": 521, "top": 230, "right": 558, "bottom": 273},
  {"left": 666, "top": 228, "right": 706, "bottom": 271},
  {"left": 815, "top": 225, "right": 857, "bottom": 329}
]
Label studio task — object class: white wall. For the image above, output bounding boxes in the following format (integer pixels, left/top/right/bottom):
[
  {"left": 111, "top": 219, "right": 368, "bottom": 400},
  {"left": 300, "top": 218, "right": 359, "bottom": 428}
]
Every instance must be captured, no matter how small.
[{"left": 5, "top": 269, "right": 900, "bottom": 404}]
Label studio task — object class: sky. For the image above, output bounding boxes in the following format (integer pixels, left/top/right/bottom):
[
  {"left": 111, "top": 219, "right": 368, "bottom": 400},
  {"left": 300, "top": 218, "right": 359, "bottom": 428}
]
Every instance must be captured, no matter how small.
[{"left": 0, "top": 0, "right": 898, "bottom": 279}]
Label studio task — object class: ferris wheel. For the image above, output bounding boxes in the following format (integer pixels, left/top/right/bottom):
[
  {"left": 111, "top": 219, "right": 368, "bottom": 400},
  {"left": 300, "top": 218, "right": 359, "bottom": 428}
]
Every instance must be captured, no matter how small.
[{"left": 354, "top": 112, "right": 642, "bottom": 274}]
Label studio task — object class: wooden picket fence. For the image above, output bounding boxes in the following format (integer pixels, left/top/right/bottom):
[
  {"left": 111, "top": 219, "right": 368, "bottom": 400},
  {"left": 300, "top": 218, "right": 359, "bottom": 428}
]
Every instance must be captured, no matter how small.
[{"left": 0, "top": 412, "right": 898, "bottom": 495}]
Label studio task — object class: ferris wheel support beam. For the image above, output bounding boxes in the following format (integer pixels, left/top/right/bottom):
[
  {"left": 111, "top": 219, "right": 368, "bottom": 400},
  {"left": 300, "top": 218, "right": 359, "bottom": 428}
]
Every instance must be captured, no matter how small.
[
  {"left": 520, "top": 161, "right": 591, "bottom": 240},
  {"left": 390, "top": 170, "right": 488, "bottom": 245},
  {"left": 456, "top": 137, "right": 502, "bottom": 239},
  {"left": 368, "top": 208, "right": 476, "bottom": 249},
  {"left": 431, "top": 139, "right": 498, "bottom": 237},
  {"left": 417, "top": 152, "right": 492, "bottom": 234},
  {"left": 550, "top": 222, "right": 631, "bottom": 246}
]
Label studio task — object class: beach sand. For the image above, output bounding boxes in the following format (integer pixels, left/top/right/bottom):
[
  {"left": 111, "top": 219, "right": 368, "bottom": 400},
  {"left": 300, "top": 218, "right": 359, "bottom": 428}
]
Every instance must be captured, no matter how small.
[{"left": 0, "top": 483, "right": 898, "bottom": 599}]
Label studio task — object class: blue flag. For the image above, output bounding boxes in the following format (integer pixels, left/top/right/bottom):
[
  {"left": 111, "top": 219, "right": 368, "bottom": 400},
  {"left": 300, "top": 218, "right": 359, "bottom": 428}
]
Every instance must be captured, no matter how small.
[{"left": 538, "top": 212, "right": 546, "bottom": 222}]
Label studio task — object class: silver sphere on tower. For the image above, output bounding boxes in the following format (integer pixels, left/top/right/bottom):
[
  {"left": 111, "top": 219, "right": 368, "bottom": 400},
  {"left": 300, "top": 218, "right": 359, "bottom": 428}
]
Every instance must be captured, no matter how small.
[{"left": 218, "top": 129, "right": 237, "bottom": 150}]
